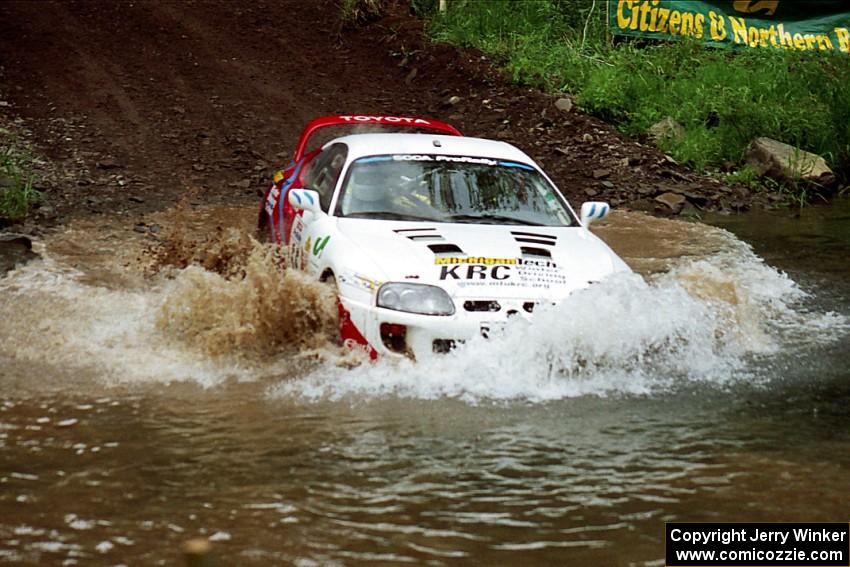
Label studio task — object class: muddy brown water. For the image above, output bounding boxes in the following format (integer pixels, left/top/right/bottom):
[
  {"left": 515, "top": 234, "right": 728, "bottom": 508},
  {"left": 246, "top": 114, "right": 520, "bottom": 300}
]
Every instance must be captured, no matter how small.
[{"left": 1, "top": 203, "right": 849, "bottom": 565}]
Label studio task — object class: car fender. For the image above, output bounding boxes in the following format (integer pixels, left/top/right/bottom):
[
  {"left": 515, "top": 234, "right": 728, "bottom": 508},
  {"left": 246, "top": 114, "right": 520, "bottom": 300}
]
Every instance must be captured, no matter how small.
[
  {"left": 304, "top": 219, "right": 389, "bottom": 357},
  {"left": 309, "top": 220, "right": 388, "bottom": 304}
]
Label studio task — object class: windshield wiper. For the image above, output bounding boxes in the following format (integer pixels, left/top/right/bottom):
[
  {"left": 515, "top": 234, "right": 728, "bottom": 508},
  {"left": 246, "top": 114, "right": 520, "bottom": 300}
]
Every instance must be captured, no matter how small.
[
  {"left": 447, "top": 213, "right": 544, "bottom": 226},
  {"left": 343, "top": 211, "right": 444, "bottom": 222}
]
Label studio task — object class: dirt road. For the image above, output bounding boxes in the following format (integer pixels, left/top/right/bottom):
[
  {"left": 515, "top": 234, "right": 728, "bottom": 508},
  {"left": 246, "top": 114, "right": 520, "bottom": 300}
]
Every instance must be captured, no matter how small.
[{"left": 0, "top": 0, "right": 751, "bottom": 226}]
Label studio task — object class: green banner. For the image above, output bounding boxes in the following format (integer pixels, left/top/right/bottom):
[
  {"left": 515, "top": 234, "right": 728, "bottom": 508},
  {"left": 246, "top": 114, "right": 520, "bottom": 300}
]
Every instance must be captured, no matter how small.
[{"left": 608, "top": 0, "right": 850, "bottom": 54}]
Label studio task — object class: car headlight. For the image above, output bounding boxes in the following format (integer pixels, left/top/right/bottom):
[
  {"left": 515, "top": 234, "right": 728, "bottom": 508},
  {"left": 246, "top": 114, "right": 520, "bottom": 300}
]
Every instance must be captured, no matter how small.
[{"left": 377, "top": 283, "right": 455, "bottom": 316}]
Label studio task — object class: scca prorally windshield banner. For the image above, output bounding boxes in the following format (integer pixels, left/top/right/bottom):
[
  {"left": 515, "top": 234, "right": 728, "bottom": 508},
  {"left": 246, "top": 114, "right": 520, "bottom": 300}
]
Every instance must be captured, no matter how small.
[{"left": 608, "top": 1, "right": 850, "bottom": 54}]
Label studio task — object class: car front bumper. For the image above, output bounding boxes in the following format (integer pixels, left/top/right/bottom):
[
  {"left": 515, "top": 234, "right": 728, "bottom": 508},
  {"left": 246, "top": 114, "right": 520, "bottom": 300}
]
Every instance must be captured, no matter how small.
[{"left": 341, "top": 295, "right": 544, "bottom": 359}]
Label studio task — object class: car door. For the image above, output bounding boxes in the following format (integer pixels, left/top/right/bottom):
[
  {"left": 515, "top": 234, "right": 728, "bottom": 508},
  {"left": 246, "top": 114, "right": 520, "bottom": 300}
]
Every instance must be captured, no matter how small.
[
  {"left": 290, "top": 143, "right": 348, "bottom": 274},
  {"left": 261, "top": 147, "right": 320, "bottom": 245}
]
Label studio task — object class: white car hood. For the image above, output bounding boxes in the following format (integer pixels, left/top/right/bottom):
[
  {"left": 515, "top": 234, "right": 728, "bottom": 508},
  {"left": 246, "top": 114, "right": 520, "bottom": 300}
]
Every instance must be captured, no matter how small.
[{"left": 337, "top": 219, "right": 625, "bottom": 300}]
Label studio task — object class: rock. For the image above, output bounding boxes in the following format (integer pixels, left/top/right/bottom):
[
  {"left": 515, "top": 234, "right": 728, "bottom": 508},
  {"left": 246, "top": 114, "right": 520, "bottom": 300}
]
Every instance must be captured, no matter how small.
[
  {"left": 629, "top": 199, "right": 656, "bottom": 213},
  {"left": 648, "top": 117, "right": 685, "bottom": 142},
  {"left": 744, "top": 137, "right": 835, "bottom": 185},
  {"left": 229, "top": 179, "right": 251, "bottom": 189},
  {"left": 96, "top": 158, "right": 121, "bottom": 170},
  {"left": 149, "top": 224, "right": 162, "bottom": 234},
  {"left": 655, "top": 191, "right": 687, "bottom": 213},
  {"left": 447, "top": 95, "right": 462, "bottom": 106},
  {"left": 680, "top": 202, "right": 700, "bottom": 217},
  {"left": 670, "top": 185, "right": 709, "bottom": 204},
  {"left": 592, "top": 168, "right": 611, "bottom": 179},
  {"left": 404, "top": 68, "right": 418, "bottom": 86},
  {"left": 128, "top": 196, "right": 145, "bottom": 203},
  {"left": 0, "top": 235, "right": 38, "bottom": 277},
  {"left": 600, "top": 180, "right": 615, "bottom": 189},
  {"left": 581, "top": 133, "right": 594, "bottom": 143},
  {"left": 554, "top": 97, "right": 573, "bottom": 113},
  {"left": 192, "top": 163, "right": 206, "bottom": 172},
  {"left": 133, "top": 223, "right": 147, "bottom": 233},
  {"left": 659, "top": 168, "right": 689, "bottom": 181},
  {"left": 584, "top": 188, "right": 598, "bottom": 197}
]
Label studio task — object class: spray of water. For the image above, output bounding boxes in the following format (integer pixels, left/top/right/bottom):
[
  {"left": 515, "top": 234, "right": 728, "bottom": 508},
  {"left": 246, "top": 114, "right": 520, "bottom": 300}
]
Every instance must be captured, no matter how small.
[
  {"left": 0, "top": 208, "right": 845, "bottom": 397},
  {"left": 0, "top": 212, "right": 340, "bottom": 387},
  {"left": 156, "top": 241, "right": 338, "bottom": 357},
  {"left": 272, "top": 228, "right": 848, "bottom": 403}
]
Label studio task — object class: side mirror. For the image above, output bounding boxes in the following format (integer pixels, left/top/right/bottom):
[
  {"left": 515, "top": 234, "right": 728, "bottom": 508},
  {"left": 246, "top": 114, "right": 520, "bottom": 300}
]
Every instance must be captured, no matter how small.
[
  {"left": 580, "top": 201, "right": 610, "bottom": 227},
  {"left": 289, "top": 189, "right": 321, "bottom": 214}
]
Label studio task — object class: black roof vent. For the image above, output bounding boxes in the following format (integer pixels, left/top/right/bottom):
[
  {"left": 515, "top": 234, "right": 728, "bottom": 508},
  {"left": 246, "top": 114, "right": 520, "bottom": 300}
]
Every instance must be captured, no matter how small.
[
  {"left": 395, "top": 227, "right": 437, "bottom": 233},
  {"left": 520, "top": 246, "right": 552, "bottom": 258},
  {"left": 511, "top": 231, "right": 557, "bottom": 246},
  {"left": 394, "top": 227, "right": 444, "bottom": 242},
  {"left": 428, "top": 243, "right": 464, "bottom": 255}
]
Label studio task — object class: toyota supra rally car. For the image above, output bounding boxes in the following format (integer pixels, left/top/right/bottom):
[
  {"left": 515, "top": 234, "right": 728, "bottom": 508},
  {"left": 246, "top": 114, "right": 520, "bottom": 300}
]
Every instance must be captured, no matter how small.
[{"left": 259, "top": 114, "right": 631, "bottom": 359}]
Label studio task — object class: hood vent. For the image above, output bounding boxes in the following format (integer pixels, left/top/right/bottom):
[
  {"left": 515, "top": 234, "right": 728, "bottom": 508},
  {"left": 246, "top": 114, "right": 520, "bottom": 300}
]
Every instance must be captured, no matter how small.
[
  {"left": 395, "top": 227, "right": 444, "bottom": 242},
  {"left": 428, "top": 243, "right": 464, "bottom": 255},
  {"left": 393, "top": 228, "right": 464, "bottom": 255},
  {"left": 511, "top": 230, "right": 557, "bottom": 246},
  {"left": 393, "top": 227, "right": 437, "bottom": 236},
  {"left": 520, "top": 246, "right": 552, "bottom": 258}
]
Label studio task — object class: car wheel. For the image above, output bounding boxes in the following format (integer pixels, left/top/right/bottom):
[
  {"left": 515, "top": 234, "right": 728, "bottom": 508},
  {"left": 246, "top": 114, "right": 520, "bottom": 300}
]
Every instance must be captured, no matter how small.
[
  {"left": 256, "top": 215, "right": 273, "bottom": 243},
  {"left": 322, "top": 272, "right": 337, "bottom": 289}
]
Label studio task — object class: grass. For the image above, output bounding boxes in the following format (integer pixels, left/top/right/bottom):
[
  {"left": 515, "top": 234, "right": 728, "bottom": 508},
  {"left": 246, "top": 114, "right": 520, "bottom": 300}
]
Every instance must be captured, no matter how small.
[
  {"left": 0, "top": 130, "right": 40, "bottom": 221},
  {"left": 418, "top": 0, "right": 850, "bottom": 196}
]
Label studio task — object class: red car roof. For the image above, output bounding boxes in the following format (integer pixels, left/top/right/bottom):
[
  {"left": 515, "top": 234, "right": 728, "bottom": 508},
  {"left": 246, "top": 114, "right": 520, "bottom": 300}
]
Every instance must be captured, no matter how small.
[{"left": 293, "top": 114, "right": 462, "bottom": 161}]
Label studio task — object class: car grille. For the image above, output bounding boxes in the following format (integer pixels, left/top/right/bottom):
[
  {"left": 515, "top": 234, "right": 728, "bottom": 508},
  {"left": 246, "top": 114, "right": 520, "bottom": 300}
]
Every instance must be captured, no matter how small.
[
  {"left": 463, "top": 300, "right": 501, "bottom": 312},
  {"left": 432, "top": 339, "right": 459, "bottom": 353},
  {"left": 462, "top": 300, "right": 538, "bottom": 313}
]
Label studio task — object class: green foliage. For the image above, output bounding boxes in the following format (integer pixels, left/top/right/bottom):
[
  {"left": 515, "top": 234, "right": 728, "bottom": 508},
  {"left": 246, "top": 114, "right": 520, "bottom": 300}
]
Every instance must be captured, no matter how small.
[
  {"left": 0, "top": 134, "right": 40, "bottom": 221},
  {"left": 719, "top": 164, "right": 762, "bottom": 189},
  {"left": 424, "top": 0, "right": 850, "bottom": 181}
]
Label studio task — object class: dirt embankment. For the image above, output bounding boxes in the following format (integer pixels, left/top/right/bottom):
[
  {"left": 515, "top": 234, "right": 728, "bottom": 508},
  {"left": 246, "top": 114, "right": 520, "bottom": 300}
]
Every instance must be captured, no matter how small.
[{"left": 0, "top": 0, "right": 755, "bottom": 233}]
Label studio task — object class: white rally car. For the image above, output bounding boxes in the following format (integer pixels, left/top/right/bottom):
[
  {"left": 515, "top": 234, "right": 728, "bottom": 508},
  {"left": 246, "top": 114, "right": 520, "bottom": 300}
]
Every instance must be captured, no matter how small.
[{"left": 260, "top": 115, "right": 630, "bottom": 359}]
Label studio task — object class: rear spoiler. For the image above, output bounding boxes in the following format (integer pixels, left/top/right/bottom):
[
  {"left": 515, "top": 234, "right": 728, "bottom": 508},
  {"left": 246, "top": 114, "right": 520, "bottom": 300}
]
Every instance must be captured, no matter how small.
[{"left": 294, "top": 114, "right": 462, "bottom": 161}]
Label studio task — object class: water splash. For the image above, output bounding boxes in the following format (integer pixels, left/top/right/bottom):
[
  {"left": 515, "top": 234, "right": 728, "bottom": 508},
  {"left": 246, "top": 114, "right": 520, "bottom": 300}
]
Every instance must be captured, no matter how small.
[
  {"left": 1, "top": 208, "right": 845, "bottom": 396},
  {"left": 273, "top": 224, "right": 848, "bottom": 404},
  {"left": 0, "top": 211, "right": 340, "bottom": 388},
  {"left": 156, "top": 243, "right": 338, "bottom": 357}
]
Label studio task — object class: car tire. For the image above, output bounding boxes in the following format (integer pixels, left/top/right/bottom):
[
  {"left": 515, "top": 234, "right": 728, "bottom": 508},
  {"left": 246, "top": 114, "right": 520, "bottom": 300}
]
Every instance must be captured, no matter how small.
[{"left": 256, "top": 215, "right": 272, "bottom": 243}]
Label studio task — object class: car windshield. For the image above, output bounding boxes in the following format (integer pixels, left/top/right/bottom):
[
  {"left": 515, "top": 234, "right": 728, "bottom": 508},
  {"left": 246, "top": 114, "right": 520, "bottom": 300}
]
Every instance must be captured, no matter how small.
[{"left": 335, "top": 155, "right": 575, "bottom": 226}]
